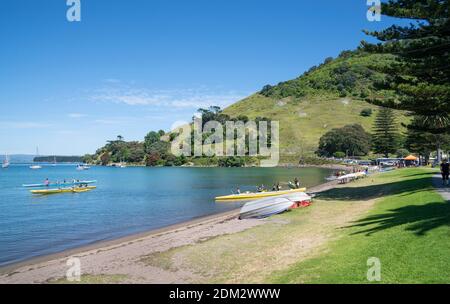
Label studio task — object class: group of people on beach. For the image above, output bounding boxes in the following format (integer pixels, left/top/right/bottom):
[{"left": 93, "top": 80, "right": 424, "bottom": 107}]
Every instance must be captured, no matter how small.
[{"left": 235, "top": 177, "right": 301, "bottom": 194}]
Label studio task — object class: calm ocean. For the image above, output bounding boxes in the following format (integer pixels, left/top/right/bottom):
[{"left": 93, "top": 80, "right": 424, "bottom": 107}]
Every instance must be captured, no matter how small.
[{"left": 0, "top": 165, "right": 332, "bottom": 266}]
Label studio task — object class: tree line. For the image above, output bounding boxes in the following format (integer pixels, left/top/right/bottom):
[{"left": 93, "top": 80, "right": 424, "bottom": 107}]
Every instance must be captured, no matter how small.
[
  {"left": 317, "top": 107, "right": 450, "bottom": 163},
  {"left": 34, "top": 156, "right": 84, "bottom": 163},
  {"left": 83, "top": 106, "right": 270, "bottom": 167}
]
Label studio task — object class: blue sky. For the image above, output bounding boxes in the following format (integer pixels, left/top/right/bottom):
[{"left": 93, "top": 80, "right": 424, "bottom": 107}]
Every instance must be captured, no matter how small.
[{"left": 0, "top": 0, "right": 401, "bottom": 155}]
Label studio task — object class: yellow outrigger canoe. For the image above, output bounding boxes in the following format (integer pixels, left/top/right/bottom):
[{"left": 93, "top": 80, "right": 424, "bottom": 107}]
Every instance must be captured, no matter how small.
[
  {"left": 31, "top": 186, "right": 97, "bottom": 195},
  {"left": 215, "top": 187, "right": 307, "bottom": 201}
]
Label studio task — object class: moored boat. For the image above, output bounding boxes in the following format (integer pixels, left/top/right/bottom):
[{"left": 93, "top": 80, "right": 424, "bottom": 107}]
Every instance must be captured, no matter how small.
[
  {"left": 215, "top": 187, "right": 306, "bottom": 201},
  {"left": 2, "top": 153, "right": 10, "bottom": 168},
  {"left": 76, "top": 164, "right": 91, "bottom": 170},
  {"left": 30, "top": 147, "right": 42, "bottom": 169}
]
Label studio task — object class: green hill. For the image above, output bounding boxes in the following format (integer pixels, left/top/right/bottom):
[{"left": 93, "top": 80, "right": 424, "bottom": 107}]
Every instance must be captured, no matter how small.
[{"left": 223, "top": 50, "right": 409, "bottom": 162}]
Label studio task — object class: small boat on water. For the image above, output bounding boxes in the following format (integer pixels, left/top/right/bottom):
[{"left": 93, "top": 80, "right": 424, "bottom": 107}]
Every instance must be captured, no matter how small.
[
  {"left": 31, "top": 186, "right": 96, "bottom": 195},
  {"left": 215, "top": 187, "right": 307, "bottom": 201},
  {"left": 2, "top": 153, "right": 10, "bottom": 168},
  {"left": 76, "top": 164, "right": 91, "bottom": 171},
  {"left": 30, "top": 147, "right": 42, "bottom": 169},
  {"left": 23, "top": 180, "right": 97, "bottom": 188}
]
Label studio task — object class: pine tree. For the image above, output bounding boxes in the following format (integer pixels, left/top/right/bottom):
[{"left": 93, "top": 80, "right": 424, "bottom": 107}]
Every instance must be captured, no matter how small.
[
  {"left": 405, "top": 116, "right": 450, "bottom": 162},
  {"left": 372, "top": 107, "right": 401, "bottom": 157},
  {"left": 362, "top": 0, "right": 450, "bottom": 133}
]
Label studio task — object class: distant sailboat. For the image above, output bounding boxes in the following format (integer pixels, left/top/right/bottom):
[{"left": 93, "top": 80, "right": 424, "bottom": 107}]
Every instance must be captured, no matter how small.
[
  {"left": 52, "top": 156, "right": 57, "bottom": 167},
  {"left": 76, "top": 164, "right": 90, "bottom": 171},
  {"left": 2, "top": 153, "right": 10, "bottom": 168},
  {"left": 30, "top": 147, "right": 42, "bottom": 170},
  {"left": 118, "top": 158, "right": 127, "bottom": 168}
]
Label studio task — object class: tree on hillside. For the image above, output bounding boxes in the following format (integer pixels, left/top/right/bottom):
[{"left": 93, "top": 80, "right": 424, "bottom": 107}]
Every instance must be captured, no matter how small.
[
  {"left": 99, "top": 151, "right": 110, "bottom": 166},
  {"left": 316, "top": 124, "right": 371, "bottom": 157},
  {"left": 372, "top": 107, "right": 401, "bottom": 157},
  {"left": 145, "top": 152, "right": 161, "bottom": 167},
  {"left": 125, "top": 141, "right": 145, "bottom": 163},
  {"left": 144, "top": 131, "right": 162, "bottom": 153},
  {"left": 362, "top": 0, "right": 450, "bottom": 133},
  {"left": 360, "top": 108, "right": 373, "bottom": 117},
  {"left": 405, "top": 116, "right": 450, "bottom": 163}
]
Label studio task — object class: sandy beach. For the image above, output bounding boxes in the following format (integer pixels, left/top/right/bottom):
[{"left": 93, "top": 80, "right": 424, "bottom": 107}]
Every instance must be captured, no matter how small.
[{"left": 0, "top": 180, "right": 339, "bottom": 284}]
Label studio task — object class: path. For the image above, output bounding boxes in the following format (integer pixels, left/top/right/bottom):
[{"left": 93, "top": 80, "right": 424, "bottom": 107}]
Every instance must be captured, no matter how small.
[{"left": 432, "top": 173, "right": 450, "bottom": 201}]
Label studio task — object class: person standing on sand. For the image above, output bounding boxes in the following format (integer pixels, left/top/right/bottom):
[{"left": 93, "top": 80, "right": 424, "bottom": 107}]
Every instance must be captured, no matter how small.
[{"left": 440, "top": 159, "right": 450, "bottom": 186}]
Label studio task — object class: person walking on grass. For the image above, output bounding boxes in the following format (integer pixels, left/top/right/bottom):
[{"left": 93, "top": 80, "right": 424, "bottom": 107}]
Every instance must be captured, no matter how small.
[{"left": 440, "top": 159, "right": 450, "bottom": 186}]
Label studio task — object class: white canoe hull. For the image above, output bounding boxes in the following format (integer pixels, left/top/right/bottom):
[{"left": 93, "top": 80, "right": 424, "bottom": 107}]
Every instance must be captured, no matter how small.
[{"left": 239, "top": 197, "right": 293, "bottom": 219}]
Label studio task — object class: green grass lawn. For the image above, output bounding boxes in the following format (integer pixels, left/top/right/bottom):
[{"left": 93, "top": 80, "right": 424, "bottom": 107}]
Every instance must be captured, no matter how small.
[{"left": 269, "top": 168, "right": 450, "bottom": 283}]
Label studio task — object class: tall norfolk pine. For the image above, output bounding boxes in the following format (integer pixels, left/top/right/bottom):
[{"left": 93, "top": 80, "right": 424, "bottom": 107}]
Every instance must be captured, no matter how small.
[
  {"left": 362, "top": 0, "right": 450, "bottom": 133},
  {"left": 372, "top": 107, "right": 401, "bottom": 158}
]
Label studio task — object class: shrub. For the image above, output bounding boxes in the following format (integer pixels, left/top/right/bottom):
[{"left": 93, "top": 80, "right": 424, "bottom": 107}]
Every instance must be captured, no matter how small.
[
  {"left": 333, "top": 151, "right": 346, "bottom": 158},
  {"left": 317, "top": 124, "right": 371, "bottom": 157},
  {"left": 360, "top": 108, "right": 373, "bottom": 117}
]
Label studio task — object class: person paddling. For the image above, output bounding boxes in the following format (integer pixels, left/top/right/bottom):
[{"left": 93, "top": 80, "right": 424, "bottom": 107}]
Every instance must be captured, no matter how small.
[
  {"left": 440, "top": 159, "right": 449, "bottom": 186},
  {"left": 44, "top": 178, "right": 50, "bottom": 187}
]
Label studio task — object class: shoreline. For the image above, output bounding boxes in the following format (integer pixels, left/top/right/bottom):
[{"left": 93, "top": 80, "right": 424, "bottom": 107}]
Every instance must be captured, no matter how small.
[
  {"left": 0, "top": 178, "right": 339, "bottom": 281},
  {"left": 0, "top": 209, "right": 240, "bottom": 275}
]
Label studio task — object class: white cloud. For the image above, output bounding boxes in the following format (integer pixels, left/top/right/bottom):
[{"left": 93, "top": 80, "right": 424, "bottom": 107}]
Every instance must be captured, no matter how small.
[
  {"left": 55, "top": 130, "right": 78, "bottom": 135},
  {"left": 68, "top": 113, "right": 87, "bottom": 118},
  {"left": 0, "top": 121, "right": 52, "bottom": 129},
  {"left": 93, "top": 116, "right": 136, "bottom": 125},
  {"left": 103, "top": 78, "right": 121, "bottom": 83},
  {"left": 90, "top": 85, "right": 247, "bottom": 109}
]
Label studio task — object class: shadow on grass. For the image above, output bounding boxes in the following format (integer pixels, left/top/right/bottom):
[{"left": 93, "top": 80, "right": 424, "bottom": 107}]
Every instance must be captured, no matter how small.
[
  {"left": 318, "top": 170, "right": 450, "bottom": 236},
  {"left": 317, "top": 177, "right": 433, "bottom": 201},
  {"left": 347, "top": 201, "right": 450, "bottom": 236},
  {"left": 400, "top": 171, "right": 437, "bottom": 178}
]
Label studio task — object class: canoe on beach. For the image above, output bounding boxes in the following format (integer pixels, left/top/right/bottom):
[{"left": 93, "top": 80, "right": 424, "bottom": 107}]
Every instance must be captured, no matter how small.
[
  {"left": 23, "top": 180, "right": 97, "bottom": 188},
  {"left": 30, "top": 186, "right": 97, "bottom": 195},
  {"left": 239, "top": 191, "right": 313, "bottom": 219},
  {"left": 215, "top": 187, "right": 307, "bottom": 201},
  {"left": 239, "top": 197, "right": 294, "bottom": 219}
]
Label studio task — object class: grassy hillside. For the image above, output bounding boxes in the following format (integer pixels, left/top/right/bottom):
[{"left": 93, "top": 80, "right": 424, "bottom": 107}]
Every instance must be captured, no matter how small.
[{"left": 223, "top": 51, "right": 410, "bottom": 162}]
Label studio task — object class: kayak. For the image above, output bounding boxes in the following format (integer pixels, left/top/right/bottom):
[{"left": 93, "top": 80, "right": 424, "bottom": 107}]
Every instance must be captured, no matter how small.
[
  {"left": 337, "top": 172, "right": 366, "bottom": 181},
  {"left": 215, "top": 187, "right": 307, "bottom": 201},
  {"left": 31, "top": 186, "right": 96, "bottom": 195},
  {"left": 23, "top": 180, "right": 97, "bottom": 188}
]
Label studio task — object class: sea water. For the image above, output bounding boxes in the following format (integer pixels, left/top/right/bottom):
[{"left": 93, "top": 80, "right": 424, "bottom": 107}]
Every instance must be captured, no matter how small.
[{"left": 0, "top": 165, "right": 332, "bottom": 266}]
